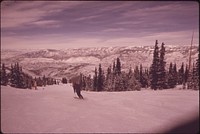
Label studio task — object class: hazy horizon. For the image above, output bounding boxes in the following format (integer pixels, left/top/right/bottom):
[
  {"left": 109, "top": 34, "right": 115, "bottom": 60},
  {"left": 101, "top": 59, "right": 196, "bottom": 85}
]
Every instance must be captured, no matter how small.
[{"left": 1, "top": 1, "right": 199, "bottom": 49}]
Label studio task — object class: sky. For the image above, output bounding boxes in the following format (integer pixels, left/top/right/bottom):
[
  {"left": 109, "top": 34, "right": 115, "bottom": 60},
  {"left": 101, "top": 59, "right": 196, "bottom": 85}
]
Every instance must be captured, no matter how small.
[{"left": 1, "top": 1, "right": 199, "bottom": 49}]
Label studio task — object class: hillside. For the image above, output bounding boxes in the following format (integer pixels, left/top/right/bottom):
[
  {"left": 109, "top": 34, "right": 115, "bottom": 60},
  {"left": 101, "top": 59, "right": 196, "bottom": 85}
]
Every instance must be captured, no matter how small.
[
  {"left": 1, "top": 84, "right": 199, "bottom": 133},
  {"left": 1, "top": 45, "right": 198, "bottom": 79}
]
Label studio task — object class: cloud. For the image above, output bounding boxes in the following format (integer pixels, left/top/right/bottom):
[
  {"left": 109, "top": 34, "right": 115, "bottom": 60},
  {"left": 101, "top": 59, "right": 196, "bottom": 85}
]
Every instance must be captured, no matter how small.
[
  {"left": 100, "top": 30, "right": 199, "bottom": 46},
  {"left": 97, "top": 2, "right": 134, "bottom": 12},
  {"left": 1, "top": 1, "right": 83, "bottom": 28},
  {"left": 31, "top": 20, "right": 61, "bottom": 28},
  {"left": 2, "top": 29, "right": 198, "bottom": 50},
  {"left": 1, "top": 1, "right": 198, "bottom": 49},
  {"left": 102, "top": 28, "right": 125, "bottom": 32},
  {"left": 73, "top": 14, "right": 102, "bottom": 21},
  {"left": 122, "top": 2, "right": 197, "bottom": 18}
]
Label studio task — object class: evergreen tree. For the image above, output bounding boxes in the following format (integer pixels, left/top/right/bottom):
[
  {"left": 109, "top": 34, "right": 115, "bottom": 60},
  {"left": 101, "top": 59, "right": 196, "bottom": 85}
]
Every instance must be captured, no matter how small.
[
  {"left": 10, "top": 63, "right": 19, "bottom": 88},
  {"left": 128, "top": 67, "right": 133, "bottom": 77},
  {"left": 43, "top": 75, "right": 47, "bottom": 86},
  {"left": 144, "top": 68, "right": 150, "bottom": 88},
  {"left": 97, "top": 64, "right": 103, "bottom": 91},
  {"left": 168, "top": 62, "right": 174, "bottom": 88},
  {"left": 10, "top": 64, "right": 16, "bottom": 87},
  {"left": 1, "top": 63, "right": 8, "bottom": 86},
  {"left": 184, "top": 64, "right": 189, "bottom": 83},
  {"left": 134, "top": 65, "right": 140, "bottom": 82},
  {"left": 27, "top": 75, "right": 33, "bottom": 89},
  {"left": 150, "top": 40, "right": 159, "bottom": 90},
  {"left": 9, "top": 63, "right": 26, "bottom": 88},
  {"left": 127, "top": 69, "right": 141, "bottom": 91},
  {"left": 172, "top": 63, "right": 177, "bottom": 87},
  {"left": 115, "top": 73, "right": 123, "bottom": 91},
  {"left": 193, "top": 51, "right": 199, "bottom": 90},
  {"left": 116, "top": 57, "right": 121, "bottom": 75},
  {"left": 167, "top": 63, "right": 177, "bottom": 88},
  {"left": 92, "top": 59, "right": 141, "bottom": 92},
  {"left": 106, "top": 65, "right": 112, "bottom": 80},
  {"left": 82, "top": 75, "right": 86, "bottom": 90},
  {"left": 113, "top": 61, "right": 116, "bottom": 74},
  {"left": 23, "top": 74, "right": 32, "bottom": 89},
  {"left": 85, "top": 74, "right": 93, "bottom": 91},
  {"left": 139, "top": 64, "right": 145, "bottom": 88},
  {"left": 177, "top": 63, "right": 184, "bottom": 85},
  {"left": 105, "top": 65, "right": 112, "bottom": 91},
  {"left": 157, "top": 42, "right": 167, "bottom": 89},
  {"left": 187, "top": 65, "right": 193, "bottom": 89},
  {"left": 191, "top": 63, "right": 196, "bottom": 89},
  {"left": 62, "top": 77, "right": 68, "bottom": 84},
  {"left": 93, "top": 67, "right": 98, "bottom": 91}
]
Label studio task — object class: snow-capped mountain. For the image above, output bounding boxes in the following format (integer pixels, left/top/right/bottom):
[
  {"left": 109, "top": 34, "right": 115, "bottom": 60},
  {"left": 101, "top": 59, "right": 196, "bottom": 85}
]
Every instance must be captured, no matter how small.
[{"left": 1, "top": 45, "right": 198, "bottom": 79}]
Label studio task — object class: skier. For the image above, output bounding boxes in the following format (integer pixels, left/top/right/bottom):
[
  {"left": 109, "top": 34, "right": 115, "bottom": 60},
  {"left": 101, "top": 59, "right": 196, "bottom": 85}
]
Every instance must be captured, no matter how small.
[{"left": 73, "top": 82, "right": 84, "bottom": 99}]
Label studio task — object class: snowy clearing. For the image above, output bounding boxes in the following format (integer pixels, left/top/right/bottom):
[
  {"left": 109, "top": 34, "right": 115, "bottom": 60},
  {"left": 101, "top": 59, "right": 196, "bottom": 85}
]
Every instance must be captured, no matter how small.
[{"left": 1, "top": 84, "right": 199, "bottom": 133}]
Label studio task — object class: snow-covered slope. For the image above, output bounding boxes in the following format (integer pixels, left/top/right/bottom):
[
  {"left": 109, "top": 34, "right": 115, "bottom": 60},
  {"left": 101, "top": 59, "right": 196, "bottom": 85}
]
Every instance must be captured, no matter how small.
[
  {"left": 1, "top": 45, "right": 198, "bottom": 79},
  {"left": 1, "top": 85, "right": 199, "bottom": 133}
]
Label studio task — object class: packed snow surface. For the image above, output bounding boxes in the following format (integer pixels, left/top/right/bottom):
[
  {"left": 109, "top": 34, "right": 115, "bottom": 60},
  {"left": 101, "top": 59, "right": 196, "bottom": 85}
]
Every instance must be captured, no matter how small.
[{"left": 1, "top": 85, "right": 199, "bottom": 133}]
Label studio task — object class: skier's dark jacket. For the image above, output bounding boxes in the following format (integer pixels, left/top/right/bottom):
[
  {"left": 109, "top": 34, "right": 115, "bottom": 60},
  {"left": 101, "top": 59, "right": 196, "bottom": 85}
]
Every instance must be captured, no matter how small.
[{"left": 72, "top": 82, "right": 83, "bottom": 99}]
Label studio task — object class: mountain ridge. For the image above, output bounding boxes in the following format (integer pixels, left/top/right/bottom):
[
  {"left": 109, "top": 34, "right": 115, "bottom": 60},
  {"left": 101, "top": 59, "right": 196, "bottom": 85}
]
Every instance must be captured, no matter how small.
[{"left": 1, "top": 45, "right": 198, "bottom": 79}]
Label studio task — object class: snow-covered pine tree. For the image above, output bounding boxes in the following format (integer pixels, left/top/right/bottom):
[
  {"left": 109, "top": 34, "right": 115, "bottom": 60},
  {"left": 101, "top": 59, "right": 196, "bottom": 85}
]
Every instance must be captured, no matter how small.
[
  {"left": 150, "top": 40, "right": 159, "bottom": 90},
  {"left": 157, "top": 42, "right": 167, "bottom": 89},
  {"left": 1, "top": 63, "right": 8, "bottom": 86}
]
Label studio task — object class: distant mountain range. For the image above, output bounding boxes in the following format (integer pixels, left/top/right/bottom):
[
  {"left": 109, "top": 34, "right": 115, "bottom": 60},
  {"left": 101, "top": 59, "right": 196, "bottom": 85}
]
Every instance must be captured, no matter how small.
[{"left": 1, "top": 45, "right": 198, "bottom": 79}]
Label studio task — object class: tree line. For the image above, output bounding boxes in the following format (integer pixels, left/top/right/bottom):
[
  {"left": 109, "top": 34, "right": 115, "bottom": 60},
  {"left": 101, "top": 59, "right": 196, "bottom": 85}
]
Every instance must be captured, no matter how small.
[
  {"left": 75, "top": 40, "right": 199, "bottom": 91},
  {"left": 1, "top": 63, "right": 57, "bottom": 89},
  {"left": 75, "top": 58, "right": 141, "bottom": 92},
  {"left": 149, "top": 40, "right": 199, "bottom": 90}
]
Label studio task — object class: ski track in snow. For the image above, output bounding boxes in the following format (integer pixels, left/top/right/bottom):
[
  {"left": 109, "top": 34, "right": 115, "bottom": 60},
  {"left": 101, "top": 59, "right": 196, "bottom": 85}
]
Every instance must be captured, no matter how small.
[{"left": 1, "top": 84, "right": 199, "bottom": 133}]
